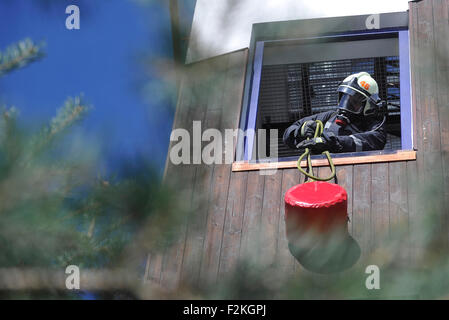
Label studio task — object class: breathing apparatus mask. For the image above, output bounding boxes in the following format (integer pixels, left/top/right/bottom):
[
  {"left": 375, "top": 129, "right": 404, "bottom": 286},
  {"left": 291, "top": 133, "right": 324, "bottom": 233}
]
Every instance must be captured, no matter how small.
[{"left": 335, "top": 72, "right": 387, "bottom": 128}]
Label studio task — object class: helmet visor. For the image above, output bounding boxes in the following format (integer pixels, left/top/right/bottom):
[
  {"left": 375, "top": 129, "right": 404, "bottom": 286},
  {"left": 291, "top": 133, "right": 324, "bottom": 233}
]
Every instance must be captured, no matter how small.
[{"left": 338, "top": 89, "right": 366, "bottom": 114}]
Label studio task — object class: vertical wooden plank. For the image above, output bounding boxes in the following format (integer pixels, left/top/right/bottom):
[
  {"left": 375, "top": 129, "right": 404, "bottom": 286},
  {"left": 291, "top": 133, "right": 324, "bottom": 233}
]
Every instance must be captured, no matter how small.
[
  {"left": 179, "top": 122, "right": 216, "bottom": 286},
  {"left": 442, "top": 150, "right": 449, "bottom": 247},
  {"left": 415, "top": 0, "right": 446, "bottom": 248},
  {"left": 239, "top": 171, "right": 265, "bottom": 266},
  {"left": 199, "top": 164, "right": 232, "bottom": 285},
  {"left": 336, "top": 165, "right": 354, "bottom": 235},
  {"left": 409, "top": 1, "right": 425, "bottom": 235},
  {"left": 389, "top": 161, "right": 409, "bottom": 263},
  {"left": 415, "top": 1, "right": 443, "bottom": 151},
  {"left": 417, "top": 0, "right": 442, "bottom": 154},
  {"left": 432, "top": 0, "right": 449, "bottom": 152},
  {"left": 432, "top": 0, "right": 449, "bottom": 241},
  {"left": 407, "top": 159, "right": 420, "bottom": 263},
  {"left": 276, "top": 168, "right": 300, "bottom": 276},
  {"left": 408, "top": 1, "right": 426, "bottom": 265},
  {"left": 352, "top": 164, "right": 371, "bottom": 257},
  {"left": 293, "top": 163, "right": 307, "bottom": 273},
  {"left": 159, "top": 176, "right": 195, "bottom": 289},
  {"left": 199, "top": 50, "right": 248, "bottom": 286},
  {"left": 370, "top": 163, "right": 390, "bottom": 252},
  {"left": 388, "top": 162, "right": 409, "bottom": 227},
  {"left": 418, "top": 151, "right": 446, "bottom": 233},
  {"left": 218, "top": 171, "right": 249, "bottom": 279},
  {"left": 258, "top": 169, "right": 283, "bottom": 268}
]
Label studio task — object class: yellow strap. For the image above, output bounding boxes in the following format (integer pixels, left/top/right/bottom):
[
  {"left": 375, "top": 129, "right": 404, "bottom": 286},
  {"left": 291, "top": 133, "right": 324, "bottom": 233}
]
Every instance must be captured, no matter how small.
[{"left": 296, "top": 120, "right": 336, "bottom": 182}]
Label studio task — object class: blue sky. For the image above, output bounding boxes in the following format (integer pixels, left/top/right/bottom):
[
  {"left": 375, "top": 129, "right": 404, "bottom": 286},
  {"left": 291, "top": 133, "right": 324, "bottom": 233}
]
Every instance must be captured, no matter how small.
[{"left": 0, "top": 0, "right": 194, "bottom": 175}]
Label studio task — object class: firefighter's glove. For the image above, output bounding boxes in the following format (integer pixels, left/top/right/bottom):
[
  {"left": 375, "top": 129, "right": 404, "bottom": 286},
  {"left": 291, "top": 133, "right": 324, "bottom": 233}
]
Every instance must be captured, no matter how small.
[
  {"left": 300, "top": 120, "right": 317, "bottom": 139},
  {"left": 296, "top": 136, "right": 330, "bottom": 154}
]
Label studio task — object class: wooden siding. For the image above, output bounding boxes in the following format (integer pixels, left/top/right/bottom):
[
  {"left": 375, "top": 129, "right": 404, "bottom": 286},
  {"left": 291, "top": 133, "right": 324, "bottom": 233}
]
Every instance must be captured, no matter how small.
[{"left": 146, "top": 0, "right": 449, "bottom": 290}]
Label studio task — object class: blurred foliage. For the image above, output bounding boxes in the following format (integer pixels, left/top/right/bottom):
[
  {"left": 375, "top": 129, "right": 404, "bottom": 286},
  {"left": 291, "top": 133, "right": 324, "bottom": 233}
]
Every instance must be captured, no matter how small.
[
  {"left": 0, "top": 39, "right": 186, "bottom": 299},
  {"left": 0, "top": 39, "right": 45, "bottom": 77}
]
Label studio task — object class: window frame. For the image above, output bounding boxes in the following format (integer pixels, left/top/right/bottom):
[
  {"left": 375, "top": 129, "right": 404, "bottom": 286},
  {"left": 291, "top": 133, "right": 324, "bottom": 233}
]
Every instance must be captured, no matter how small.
[{"left": 233, "top": 12, "right": 416, "bottom": 170}]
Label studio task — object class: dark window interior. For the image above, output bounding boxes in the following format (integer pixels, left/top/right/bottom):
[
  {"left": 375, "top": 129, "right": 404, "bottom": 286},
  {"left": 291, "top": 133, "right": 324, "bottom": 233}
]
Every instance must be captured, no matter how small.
[{"left": 258, "top": 56, "right": 401, "bottom": 158}]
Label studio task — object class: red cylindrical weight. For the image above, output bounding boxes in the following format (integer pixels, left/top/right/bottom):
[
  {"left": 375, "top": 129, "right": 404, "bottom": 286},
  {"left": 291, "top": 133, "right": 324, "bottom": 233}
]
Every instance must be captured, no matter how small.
[
  {"left": 284, "top": 181, "right": 360, "bottom": 273},
  {"left": 284, "top": 181, "right": 348, "bottom": 243}
]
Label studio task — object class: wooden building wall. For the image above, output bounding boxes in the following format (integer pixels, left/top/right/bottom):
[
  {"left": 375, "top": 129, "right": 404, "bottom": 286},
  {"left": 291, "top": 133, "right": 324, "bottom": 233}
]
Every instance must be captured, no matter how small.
[{"left": 145, "top": 0, "right": 449, "bottom": 292}]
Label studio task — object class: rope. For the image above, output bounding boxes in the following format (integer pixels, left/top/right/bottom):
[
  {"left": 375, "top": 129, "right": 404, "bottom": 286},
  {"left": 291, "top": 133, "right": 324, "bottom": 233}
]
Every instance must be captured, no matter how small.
[{"left": 296, "top": 120, "right": 336, "bottom": 182}]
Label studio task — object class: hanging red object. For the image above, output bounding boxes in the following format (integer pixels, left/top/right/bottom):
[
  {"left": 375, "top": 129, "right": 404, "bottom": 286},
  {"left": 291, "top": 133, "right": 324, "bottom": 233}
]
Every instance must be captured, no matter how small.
[
  {"left": 285, "top": 181, "right": 348, "bottom": 236},
  {"left": 284, "top": 181, "right": 360, "bottom": 273}
]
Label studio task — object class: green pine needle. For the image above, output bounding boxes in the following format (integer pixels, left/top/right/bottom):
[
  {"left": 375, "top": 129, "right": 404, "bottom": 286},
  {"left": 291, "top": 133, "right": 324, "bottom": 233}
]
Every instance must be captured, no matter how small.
[{"left": 0, "top": 38, "right": 45, "bottom": 77}]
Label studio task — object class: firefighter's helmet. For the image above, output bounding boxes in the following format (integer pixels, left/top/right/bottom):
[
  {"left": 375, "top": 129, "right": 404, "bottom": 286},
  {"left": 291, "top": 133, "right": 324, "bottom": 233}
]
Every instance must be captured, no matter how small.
[{"left": 337, "top": 72, "right": 381, "bottom": 117}]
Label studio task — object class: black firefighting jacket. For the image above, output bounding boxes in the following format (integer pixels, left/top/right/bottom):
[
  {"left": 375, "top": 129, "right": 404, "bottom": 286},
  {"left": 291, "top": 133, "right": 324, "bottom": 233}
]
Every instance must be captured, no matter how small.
[{"left": 282, "top": 110, "right": 387, "bottom": 153}]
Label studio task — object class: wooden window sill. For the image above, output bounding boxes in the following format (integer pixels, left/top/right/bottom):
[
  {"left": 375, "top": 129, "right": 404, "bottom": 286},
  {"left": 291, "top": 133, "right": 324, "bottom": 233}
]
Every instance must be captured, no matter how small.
[{"left": 232, "top": 150, "right": 416, "bottom": 172}]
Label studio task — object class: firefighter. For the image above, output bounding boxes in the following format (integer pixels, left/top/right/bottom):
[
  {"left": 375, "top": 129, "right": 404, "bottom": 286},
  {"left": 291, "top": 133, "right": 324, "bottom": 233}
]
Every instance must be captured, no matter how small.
[{"left": 283, "top": 72, "right": 387, "bottom": 154}]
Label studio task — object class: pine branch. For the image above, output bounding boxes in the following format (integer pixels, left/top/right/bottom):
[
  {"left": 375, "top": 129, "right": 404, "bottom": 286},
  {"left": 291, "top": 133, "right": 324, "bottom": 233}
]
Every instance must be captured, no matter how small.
[
  {"left": 22, "top": 96, "right": 90, "bottom": 166},
  {"left": 0, "top": 38, "right": 45, "bottom": 77}
]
